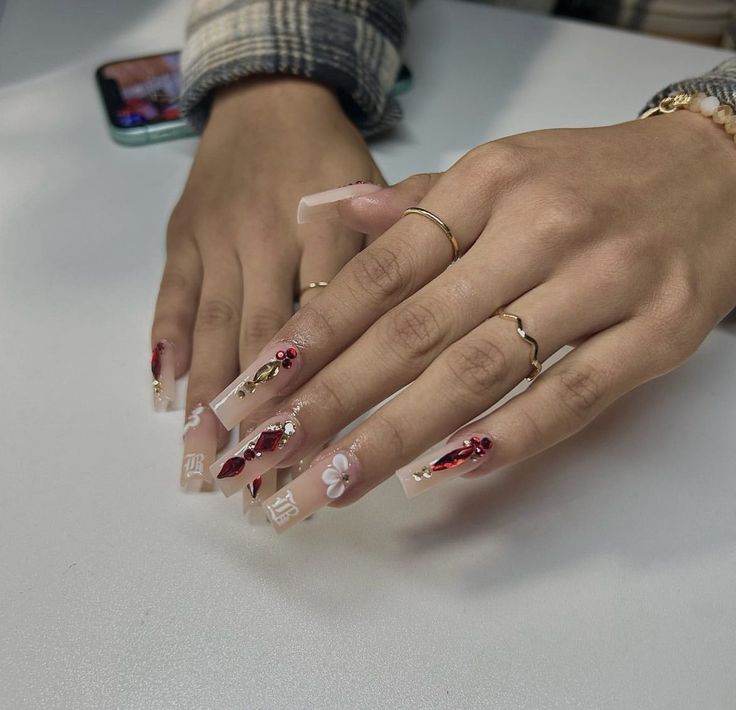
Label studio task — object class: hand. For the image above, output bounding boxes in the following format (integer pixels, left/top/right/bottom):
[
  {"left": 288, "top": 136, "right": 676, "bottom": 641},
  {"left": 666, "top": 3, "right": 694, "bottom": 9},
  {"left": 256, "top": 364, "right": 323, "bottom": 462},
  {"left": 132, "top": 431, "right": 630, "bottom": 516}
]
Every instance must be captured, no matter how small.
[
  {"left": 149, "top": 77, "right": 384, "bottom": 492},
  {"left": 206, "top": 111, "right": 736, "bottom": 528}
]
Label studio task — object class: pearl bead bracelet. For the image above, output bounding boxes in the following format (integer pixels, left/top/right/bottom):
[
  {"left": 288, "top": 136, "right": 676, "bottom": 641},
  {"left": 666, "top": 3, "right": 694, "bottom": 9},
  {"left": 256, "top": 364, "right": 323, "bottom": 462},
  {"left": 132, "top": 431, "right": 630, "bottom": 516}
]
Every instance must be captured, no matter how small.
[{"left": 641, "top": 92, "right": 736, "bottom": 141}]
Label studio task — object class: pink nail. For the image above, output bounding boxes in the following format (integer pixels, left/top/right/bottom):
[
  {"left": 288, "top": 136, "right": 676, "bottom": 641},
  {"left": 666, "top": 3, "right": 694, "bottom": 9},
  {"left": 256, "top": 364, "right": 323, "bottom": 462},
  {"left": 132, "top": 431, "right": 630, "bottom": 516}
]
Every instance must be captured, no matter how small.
[
  {"left": 180, "top": 404, "right": 216, "bottom": 492},
  {"left": 296, "top": 183, "right": 383, "bottom": 224},
  {"left": 263, "top": 450, "right": 362, "bottom": 533},
  {"left": 209, "top": 415, "right": 303, "bottom": 498},
  {"left": 151, "top": 340, "right": 176, "bottom": 412},
  {"left": 210, "top": 341, "right": 301, "bottom": 431},
  {"left": 395, "top": 434, "right": 494, "bottom": 498}
]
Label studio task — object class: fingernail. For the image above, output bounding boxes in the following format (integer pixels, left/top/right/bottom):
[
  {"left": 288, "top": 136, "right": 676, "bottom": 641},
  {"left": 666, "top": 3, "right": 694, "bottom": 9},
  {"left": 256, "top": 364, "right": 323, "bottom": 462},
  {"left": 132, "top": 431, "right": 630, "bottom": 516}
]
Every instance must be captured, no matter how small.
[
  {"left": 242, "top": 470, "right": 278, "bottom": 525},
  {"left": 209, "top": 415, "right": 303, "bottom": 498},
  {"left": 263, "top": 450, "right": 362, "bottom": 533},
  {"left": 180, "top": 404, "right": 216, "bottom": 492},
  {"left": 395, "top": 434, "right": 494, "bottom": 498},
  {"left": 210, "top": 342, "right": 301, "bottom": 431},
  {"left": 296, "top": 182, "right": 383, "bottom": 224},
  {"left": 151, "top": 340, "right": 176, "bottom": 412}
]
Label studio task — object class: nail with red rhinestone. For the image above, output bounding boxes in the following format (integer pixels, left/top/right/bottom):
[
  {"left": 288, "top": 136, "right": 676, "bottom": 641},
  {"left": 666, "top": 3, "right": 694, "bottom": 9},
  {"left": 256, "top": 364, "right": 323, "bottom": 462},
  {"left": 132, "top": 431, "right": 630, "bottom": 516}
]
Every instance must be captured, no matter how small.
[
  {"left": 275, "top": 346, "right": 299, "bottom": 370},
  {"left": 218, "top": 456, "right": 245, "bottom": 479}
]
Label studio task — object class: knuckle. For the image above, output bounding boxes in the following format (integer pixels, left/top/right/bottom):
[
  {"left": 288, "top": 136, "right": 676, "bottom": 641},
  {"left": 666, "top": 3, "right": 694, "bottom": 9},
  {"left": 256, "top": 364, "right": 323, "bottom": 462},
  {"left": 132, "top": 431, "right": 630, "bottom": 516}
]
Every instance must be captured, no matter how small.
[
  {"left": 380, "top": 299, "right": 446, "bottom": 363},
  {"left": 307, "top": 376, "right": 352, "bottom": 423},
  {"left": 548, "top": 364, "right": 604, "bottom": 423},
  {"left": 469, "top": 141, "right": 529, "bottom": 183},
  {"left": 369, "top": 413, "right": 408, "bottom": 462},
  {"left": 444, "top": 337, "right": 508, "bottom": 399},
  {"left": 533, "top": 192, "right": 593, "bottom": 241},
  {"left": 159, "top": 266, "right": 191, "bottom": 295},
  {"left": 290, "top": 302, "right": 338, "bottom": 342},
  {"left": 196, "top": 298, "right": 238, "bottom": 332},
  {"left": 349, "top": 244, "right": 413, "bottom": 305}
]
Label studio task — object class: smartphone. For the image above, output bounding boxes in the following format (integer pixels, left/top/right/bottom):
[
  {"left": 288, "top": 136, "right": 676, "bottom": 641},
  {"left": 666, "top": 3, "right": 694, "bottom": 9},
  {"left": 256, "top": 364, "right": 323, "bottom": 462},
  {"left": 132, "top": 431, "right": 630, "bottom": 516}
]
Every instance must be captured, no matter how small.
[{"left": 96, "top": 51, "right": 195, "bottom": 146}]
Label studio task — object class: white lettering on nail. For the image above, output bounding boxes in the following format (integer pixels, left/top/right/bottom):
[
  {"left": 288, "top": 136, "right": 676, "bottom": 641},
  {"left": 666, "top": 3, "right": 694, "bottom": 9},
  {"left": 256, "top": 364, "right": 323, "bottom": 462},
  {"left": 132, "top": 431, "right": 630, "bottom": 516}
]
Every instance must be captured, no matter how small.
[
  {"left": 182, "top": 452, "right": 205, "bottom": 479},
  {"left": 266, "top": 490, "right": 300, "bottom": 526}
]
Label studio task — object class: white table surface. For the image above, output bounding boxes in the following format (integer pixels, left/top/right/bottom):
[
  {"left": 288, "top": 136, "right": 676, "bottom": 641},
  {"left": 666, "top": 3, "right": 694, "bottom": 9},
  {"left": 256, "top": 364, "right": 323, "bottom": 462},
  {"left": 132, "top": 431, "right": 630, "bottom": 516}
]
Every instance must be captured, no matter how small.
[{"left": 1, "top": 1, "right": 735, "bottom": 708}]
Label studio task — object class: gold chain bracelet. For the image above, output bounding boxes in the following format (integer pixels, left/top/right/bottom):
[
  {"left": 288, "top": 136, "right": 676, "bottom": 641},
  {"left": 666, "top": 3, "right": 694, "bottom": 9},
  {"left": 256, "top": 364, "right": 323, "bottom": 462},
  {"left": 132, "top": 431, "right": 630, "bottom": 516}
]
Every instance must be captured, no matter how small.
[{"left": 640, "top": 92, "right": 736, "bottom": 143}]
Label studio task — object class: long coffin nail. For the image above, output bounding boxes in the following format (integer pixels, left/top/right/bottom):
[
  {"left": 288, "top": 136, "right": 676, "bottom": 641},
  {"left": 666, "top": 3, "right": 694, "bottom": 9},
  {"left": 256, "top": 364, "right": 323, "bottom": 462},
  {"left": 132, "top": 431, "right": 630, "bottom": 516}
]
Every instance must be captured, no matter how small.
[
  {"left": 180, "top": 404, "right": 216, "bottom": 492},
  {"left": 395, "top": 434, "right": 494, "bottom": 498},
  {"left": 263, "top": 450, "right": 362, "bottom": 533},
  {"left": 210, "top": 342, "right": 301, "bottom": 430},
  {"left": 152, "top": 340, "right": 176, "bottom": 412},
  {"left": 209, "top": 415, "right": 303, "bottom": 497},
  {"left": 296, "top": 182, "right": 382, "bottom": 224}
]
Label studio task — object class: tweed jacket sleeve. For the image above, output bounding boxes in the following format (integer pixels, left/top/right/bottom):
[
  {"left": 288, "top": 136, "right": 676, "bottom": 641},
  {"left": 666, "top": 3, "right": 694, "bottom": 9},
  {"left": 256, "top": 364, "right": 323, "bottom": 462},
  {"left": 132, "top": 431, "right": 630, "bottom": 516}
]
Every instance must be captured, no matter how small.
[{"left": 180, "top": 0, "right": 408, "bottom": 135}]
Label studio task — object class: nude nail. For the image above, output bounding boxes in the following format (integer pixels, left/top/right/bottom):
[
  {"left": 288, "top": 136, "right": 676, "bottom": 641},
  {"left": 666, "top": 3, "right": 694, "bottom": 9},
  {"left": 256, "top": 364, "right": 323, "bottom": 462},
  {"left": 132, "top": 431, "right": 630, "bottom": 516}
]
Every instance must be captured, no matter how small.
[
  {"left": 263, "top": 450, "right": 362, "bottom": 533},
  {"left": 395, "top": 434, "right": 494, "bottom": 498},
  {"left": 151, "top": 340, "right": 176, "bottom": 412},
  {"left": 180, "top": 404, "right": 216, "bottom": 492},
  {"left": 209, "top": 415, "right": 303, "bottom": 497},
  {"left": 210, "top": 342, "right": 301, "bottom": 431},
  {"left": 296, "top": 183, "right": 383, "bottom": 224}
]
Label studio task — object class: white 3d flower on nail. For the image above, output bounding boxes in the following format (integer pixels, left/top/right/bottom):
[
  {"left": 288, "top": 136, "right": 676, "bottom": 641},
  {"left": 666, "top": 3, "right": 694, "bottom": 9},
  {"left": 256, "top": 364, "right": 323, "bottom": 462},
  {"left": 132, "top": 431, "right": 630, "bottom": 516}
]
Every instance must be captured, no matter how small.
[{"left": 321, "top": 453, "right": 350, "bottom": 499}]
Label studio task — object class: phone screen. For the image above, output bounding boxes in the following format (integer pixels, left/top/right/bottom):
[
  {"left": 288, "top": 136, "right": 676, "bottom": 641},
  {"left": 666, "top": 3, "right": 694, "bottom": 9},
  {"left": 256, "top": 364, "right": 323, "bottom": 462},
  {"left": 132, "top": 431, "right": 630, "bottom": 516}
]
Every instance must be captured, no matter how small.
[{"left": 97, "top": 52, "right": 183, "bottom": 129}]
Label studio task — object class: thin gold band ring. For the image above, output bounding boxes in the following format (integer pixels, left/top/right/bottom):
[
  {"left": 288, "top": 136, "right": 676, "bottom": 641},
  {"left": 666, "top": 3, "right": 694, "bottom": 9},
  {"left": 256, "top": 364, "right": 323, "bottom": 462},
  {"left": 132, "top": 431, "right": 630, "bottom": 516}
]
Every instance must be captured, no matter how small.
[
  {"left": 299, "top": 281, "right": 329, "bottom": 298},
  {"left": 402, "top": 207, "right": 460, "bottom": 264},
  {"left": 494, "top": 308, "right": 542, "bottom": 382}
]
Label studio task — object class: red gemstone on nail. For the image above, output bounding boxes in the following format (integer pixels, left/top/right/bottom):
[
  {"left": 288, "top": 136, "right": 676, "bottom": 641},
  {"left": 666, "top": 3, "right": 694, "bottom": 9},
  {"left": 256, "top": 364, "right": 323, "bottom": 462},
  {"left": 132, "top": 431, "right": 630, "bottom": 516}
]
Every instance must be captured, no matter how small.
[
  {"left": 249, "top": 475, "right": 262, "bottom": 498},
  {"left": 218, "top": 456, "right": 245, "bottom": 479},
  {"left": 286, "top": 347, "right": 298, "bottom": 359},
  {"left": 431, "top": 444, "right": 476, "bottom": 472},
  {"left": 151, "top": 344, "right": 162, "bottom": 378},
  {"left": 282, "top": 359, "right": 292, "bottom": 369},
  {"left": 276, "top": 350, "right": 286, "bottom": 360},
  {"left": 244, "top": 448, "right": 256, "bottom": 461},
  {"left": 254, "top": 429, "right": 283, "bottom": 454}
]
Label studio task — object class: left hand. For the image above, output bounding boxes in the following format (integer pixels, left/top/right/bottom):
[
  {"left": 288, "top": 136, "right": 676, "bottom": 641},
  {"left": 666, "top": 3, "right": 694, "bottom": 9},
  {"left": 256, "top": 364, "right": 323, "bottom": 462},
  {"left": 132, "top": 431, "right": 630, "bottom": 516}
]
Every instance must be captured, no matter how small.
[{"left": 209, "top": 111, "right": 736, "bottom": 530}]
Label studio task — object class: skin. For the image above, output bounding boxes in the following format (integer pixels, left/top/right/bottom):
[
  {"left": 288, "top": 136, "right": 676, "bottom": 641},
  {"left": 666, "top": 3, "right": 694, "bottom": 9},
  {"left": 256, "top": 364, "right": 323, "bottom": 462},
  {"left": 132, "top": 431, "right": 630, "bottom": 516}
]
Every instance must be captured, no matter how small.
[
  {"left": 150, "top": 77, "right": 384, "bottom": 443},
  {"left": 227, "top": 109, "right": 736, "bottom": 503}
]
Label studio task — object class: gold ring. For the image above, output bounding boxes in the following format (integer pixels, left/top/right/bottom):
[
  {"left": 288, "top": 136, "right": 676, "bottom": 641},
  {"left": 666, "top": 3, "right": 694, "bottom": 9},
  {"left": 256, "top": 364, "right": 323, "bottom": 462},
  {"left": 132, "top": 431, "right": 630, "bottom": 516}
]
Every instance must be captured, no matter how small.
[
  {"left": 494, "top": 308, "right": 542, "bottom": 382},
  {"left": 402, "top": 207, "right": 460, "bottom": 264},
  {"left": 299, "top": 281, "right": 329, "bottom": 297}
]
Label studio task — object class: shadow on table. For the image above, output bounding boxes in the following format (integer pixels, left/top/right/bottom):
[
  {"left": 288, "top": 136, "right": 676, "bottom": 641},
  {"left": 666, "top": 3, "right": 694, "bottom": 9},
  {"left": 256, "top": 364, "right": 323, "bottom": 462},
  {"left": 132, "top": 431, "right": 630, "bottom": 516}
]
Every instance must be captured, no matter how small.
[
  {"left": 395, "top": 335, "right": 736, "bottom": 594},
  {"left": 0, "top": 0, "right": 166, "bottom": 89}
]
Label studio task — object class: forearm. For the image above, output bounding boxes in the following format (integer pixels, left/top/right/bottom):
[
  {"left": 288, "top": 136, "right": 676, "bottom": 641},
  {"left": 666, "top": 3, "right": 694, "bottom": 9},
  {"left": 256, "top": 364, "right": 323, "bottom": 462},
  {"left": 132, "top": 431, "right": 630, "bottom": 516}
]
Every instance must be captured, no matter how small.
[{"left": 181, "top": 0, "right": 408, "bottom": 135}]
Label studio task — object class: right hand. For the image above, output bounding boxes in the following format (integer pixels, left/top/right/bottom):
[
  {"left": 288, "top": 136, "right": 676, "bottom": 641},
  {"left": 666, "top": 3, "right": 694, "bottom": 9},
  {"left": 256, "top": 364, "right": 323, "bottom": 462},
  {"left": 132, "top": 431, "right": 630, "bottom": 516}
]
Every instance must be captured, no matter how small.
[{"left": 151, "top": 77, "right": 384, "bottom": 456}]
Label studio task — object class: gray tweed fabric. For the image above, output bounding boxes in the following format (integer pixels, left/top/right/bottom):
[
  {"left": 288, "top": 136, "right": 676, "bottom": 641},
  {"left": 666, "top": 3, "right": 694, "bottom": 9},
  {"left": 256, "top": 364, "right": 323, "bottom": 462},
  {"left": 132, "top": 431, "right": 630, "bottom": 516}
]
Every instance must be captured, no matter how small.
[{"left": 181, "top": 0, "right": 736, "bottom": 134}]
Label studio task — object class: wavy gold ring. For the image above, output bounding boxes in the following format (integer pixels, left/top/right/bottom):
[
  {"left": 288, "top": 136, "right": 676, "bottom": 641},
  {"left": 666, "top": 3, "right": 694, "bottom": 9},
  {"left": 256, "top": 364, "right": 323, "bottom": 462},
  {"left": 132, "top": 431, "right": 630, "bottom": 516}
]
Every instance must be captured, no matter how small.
[
  {"left": 402, "top": 207, "right": 460, "bottom": 264},
  {"left": 494, "top": 308, "right": 542, "bottom": 382}
]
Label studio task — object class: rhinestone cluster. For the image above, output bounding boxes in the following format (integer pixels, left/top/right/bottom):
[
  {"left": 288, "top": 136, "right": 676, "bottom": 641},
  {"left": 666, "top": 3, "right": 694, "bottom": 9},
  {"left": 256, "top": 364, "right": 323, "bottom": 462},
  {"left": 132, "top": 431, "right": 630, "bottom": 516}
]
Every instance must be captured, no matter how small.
[
  {"left": 412, "top": 436, "right": 492, "bottom": 482},
  {"left": 217, "top": 421, "right": 297, "bottom": 479},
  {"left": 236, "top": 348, "right": 298, "bottom": 398}
]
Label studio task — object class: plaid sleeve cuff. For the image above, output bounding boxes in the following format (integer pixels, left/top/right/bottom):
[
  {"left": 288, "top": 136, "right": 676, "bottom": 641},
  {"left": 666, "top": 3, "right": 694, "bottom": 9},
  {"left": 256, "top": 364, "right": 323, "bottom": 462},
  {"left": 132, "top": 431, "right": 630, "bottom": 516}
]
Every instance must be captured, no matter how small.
[
  {"left": 642, "top": 56, "right": 736, "bottom": 114},
  {"left": 181, "top": 0, "right": 407, "bottom": 136}
]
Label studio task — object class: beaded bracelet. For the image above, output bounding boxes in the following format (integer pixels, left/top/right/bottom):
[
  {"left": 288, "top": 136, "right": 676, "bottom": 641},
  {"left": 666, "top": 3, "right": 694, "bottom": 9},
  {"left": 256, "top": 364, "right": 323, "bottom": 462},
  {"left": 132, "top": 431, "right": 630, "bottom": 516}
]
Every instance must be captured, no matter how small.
[{"left": 641, "top": 92, "right": 736, "bottom": 141}]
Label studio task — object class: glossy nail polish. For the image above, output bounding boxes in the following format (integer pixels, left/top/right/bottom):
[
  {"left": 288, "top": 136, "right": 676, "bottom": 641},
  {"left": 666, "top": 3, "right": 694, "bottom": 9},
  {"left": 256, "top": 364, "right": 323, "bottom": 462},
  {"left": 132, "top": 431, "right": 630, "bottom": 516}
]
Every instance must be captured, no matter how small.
[
  {"left": 209, "top": 415, "right": 303, "bottom": 497},
  {"left": 395, "top": 434, "right": 494, "bottom": 498},
  {"left": 180, "top": 404, "right": 216, "bottom": 492},
  {"left": 151, "top": 340, "right": 176, "bottom": 412},
  {"left": 262, "top": 450, "right": 362, "bottom": 533},
  {"left": 211, "top": 342, "right": 301, "bottom": 431},
  {"left": 296, "top": 182, "right": 382, "bottom": 224}
]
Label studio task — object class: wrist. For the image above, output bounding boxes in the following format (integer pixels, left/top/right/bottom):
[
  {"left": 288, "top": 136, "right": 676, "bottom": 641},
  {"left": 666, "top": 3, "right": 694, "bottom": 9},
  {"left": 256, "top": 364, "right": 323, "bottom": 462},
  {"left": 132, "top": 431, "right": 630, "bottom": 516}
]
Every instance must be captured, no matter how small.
[{"left": 211, "top": 75, "right": 344, "bottom": 127}]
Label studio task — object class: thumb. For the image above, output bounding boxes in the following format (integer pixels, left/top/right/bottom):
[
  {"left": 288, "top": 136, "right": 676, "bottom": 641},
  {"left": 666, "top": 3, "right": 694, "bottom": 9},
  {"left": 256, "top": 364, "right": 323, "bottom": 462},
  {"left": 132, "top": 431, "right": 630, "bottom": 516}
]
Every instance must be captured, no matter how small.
[{"left": 337, "top": 173, "right": 442, "bottom": 240}]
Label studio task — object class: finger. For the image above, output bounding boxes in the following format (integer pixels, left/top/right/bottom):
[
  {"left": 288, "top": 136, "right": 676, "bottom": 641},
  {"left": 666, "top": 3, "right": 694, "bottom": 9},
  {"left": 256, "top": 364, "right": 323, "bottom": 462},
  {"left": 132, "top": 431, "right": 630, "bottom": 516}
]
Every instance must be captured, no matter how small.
[
  {"left": 398, "top": 318, "right": 660, "bottom": 496},
  {"left": 150, "top": 233, "right": 202, "bottom": 411},
  {"left": 298, "top": 206, "right": 364, "bottom": 305},
  {"left": 336, "top": 173, "right": 442, "bottom": 241},
  {"left": 180, "top": 257, "right": 242, "bottom": 491},
  {"left": 257, "top": 276, "right": 628, "bottom": 530},
  {"left": 211, "top": 155, "right": 512, "bottom": 429}
]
